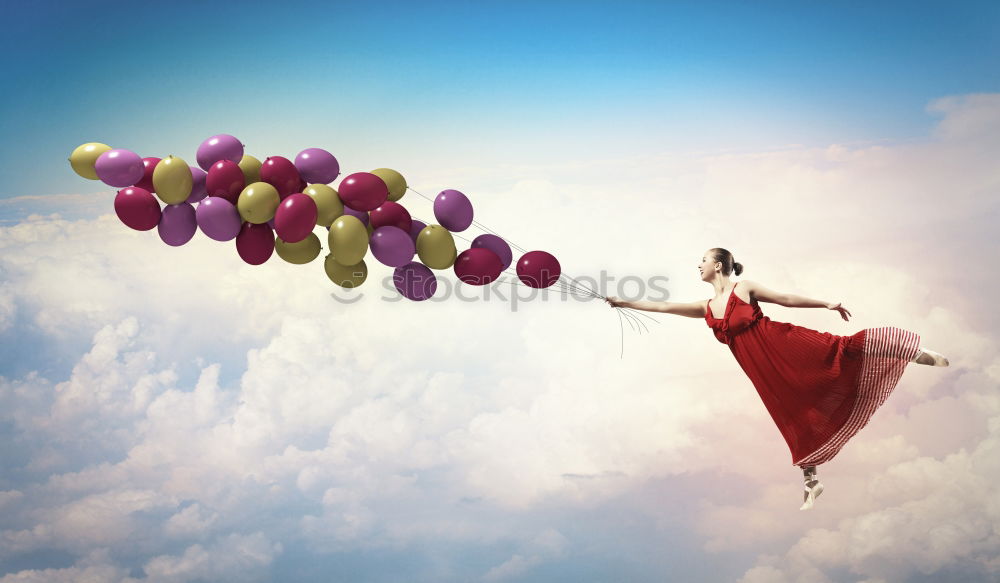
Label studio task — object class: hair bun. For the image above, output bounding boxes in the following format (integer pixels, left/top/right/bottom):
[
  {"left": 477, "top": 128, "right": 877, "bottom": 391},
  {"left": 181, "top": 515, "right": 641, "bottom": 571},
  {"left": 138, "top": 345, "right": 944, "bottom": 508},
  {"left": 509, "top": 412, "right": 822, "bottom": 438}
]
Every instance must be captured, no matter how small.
[{"left": 733, "top": 261, "right": 744, "bottom": 276}]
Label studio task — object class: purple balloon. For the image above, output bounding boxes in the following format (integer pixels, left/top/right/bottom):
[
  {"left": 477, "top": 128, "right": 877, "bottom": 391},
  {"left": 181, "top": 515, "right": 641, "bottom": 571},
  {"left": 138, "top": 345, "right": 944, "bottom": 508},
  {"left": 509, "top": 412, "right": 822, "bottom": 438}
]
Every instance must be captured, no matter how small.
[
  {"left": 342, "top": 206, "right": 369, "bottom": 226},
  {"left": 393, "top": 261, "right": 437, "bottom": 301},
  {"left": 196, "top": 134, "right": 244, "bottom": 171},
  {"left": 370, "top": 226, "right": 415, "bottom": 267},
  {"left": 95, "top": 149, "right": 145, "bottom": 187},
  {"left": 187, "top": 166, "right": 208, "bottom": 203},
  {"left": 408, "top": 219, "right": 427, "bottom": 242},
  {"left": 157, "top": 202, "right": 197, "bottom": 246},
  {"left": 196, "top": 197, "right": 241, "bottom": 241},
  {"left": 471, "top": 234, "right": 513, "bottom": 270},
  {"left": 433, "top": 189, "right": 473, "bottom": 232},
  {"left": 294, "top": 148, "right": 340, "bottom": 184}
]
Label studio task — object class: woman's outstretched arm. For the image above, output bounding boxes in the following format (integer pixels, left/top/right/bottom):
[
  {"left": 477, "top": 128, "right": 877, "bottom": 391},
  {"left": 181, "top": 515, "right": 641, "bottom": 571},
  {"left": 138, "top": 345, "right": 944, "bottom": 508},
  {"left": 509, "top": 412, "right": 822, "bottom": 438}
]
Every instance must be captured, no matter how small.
[
  {"left": 742, "top": 280, "right": 852, "bottom": 321},
  {"left": 605, "top": 296, "right": 708, "bottom": 318}
]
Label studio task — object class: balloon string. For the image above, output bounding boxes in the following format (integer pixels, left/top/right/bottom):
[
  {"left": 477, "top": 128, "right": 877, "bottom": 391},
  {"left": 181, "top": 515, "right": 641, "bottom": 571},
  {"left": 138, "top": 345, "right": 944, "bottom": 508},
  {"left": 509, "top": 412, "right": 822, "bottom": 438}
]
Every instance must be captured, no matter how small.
[{"left": 616, "top": 308, "right": 625, "bottom": 359}]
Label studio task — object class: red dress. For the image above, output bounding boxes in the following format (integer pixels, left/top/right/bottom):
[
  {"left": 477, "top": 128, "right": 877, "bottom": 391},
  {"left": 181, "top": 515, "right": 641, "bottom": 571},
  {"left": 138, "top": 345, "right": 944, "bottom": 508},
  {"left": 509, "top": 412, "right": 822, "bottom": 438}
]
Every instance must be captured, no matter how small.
[{"left": 705, "top": 282, "right": 920, "bottom": 467}]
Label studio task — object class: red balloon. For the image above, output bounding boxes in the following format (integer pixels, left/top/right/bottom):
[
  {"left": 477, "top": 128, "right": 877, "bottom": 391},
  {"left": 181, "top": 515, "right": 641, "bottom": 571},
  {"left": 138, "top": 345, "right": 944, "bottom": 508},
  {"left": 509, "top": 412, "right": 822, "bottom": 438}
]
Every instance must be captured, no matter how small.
[
  {"left": 370, "top": 201, "right": 412, "bottom": 232},
  {"left": 339, "top": 172, "right": 388, "bottom": 211},
  {"left": 134, "top": 157, "right": 160, "bottom": 192},
  {"left": 114, "top": 187, "right": 161, "bottom": 231},
  {"left": 454, "top": 248, "right": 503, "bottom": 286},
  {"left": 206, "top": 160, "right": 245, "bottom": 204},
  {"left": 236, "top": 222, "right": 275, "bottom": 265},
  {"left": 516, "top": 250, "right": 560, "bottom": 288},
  {"left": 298, "top": 177, "right": 307, "bottom": 192},
  {"left": 260, "top": 156, "right": 301, "bottom": 200},
  {"left": 274, "top": 193, "right": 318, "bottom": 243}
]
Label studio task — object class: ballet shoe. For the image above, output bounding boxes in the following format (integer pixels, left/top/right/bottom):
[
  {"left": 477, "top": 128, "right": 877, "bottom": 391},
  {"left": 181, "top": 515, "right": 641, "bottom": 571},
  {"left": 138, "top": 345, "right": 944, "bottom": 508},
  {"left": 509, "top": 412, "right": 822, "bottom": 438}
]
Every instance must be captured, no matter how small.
[
  {"left": 914, "top": 348, "right": 950, "bottom": 367},
  {"left": 799, "top": 479, "right": 824, "bottom": 511}
]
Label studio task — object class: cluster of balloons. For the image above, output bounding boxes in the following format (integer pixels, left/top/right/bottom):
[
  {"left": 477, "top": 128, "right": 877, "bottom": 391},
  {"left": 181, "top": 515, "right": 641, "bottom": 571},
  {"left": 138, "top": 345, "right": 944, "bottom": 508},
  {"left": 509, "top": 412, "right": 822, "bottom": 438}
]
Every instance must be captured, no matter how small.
[{"left": 69, "top": 135, "right": 562, "bottom": 301}]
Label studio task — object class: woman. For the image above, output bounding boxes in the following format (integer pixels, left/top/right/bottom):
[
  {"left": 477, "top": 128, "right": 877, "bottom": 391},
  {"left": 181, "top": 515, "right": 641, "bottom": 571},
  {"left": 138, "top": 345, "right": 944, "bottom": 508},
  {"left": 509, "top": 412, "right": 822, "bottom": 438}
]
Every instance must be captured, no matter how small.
[{"left": 605, "top": 248, "right": 949, "bottom": 510}]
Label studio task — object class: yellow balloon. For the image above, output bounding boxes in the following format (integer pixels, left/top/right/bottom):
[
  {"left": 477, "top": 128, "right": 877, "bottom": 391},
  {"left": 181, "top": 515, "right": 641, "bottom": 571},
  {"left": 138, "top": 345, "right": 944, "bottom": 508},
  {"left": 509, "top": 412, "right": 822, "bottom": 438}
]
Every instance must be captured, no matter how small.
[
  {"left": 69, "top": 142, "right": 112, "bottom": 180},
  {"left": 328, "top": 215, "right": 369, "bottom": 266},
  {"left": 370, "top": 168, "right": 407, "bottom": 202},
  {"left": 152, "top": 155, "right": 193, "bottom": 204},
  {"left": 324, "top": 255, "right": 368, "bottom": 288},
  {"left": 276, "top": 233, "right": 322, "bottom": 264},
  {"left": 416, "top": 224, "right": 457, "bottom": 269},
  {"left": 238, "top": 182, "right": 280, "bottom": 224},
  {"left": 303, "top": 184, "right": 344, "bottom": 227},
  {"left": 239, "top": 155, "right": 262, "bottom": 184}
]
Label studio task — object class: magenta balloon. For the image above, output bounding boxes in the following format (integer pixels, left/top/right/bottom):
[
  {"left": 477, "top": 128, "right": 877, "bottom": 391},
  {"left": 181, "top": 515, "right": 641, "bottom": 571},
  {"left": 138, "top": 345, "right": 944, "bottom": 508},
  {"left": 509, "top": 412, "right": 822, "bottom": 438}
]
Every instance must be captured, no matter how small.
[
  {"left": 471, "top": 234, "right": 513, "bottom": 270},
  {"left": 274, "top": 193, "right": 318, "bottom": 243},
  {"left": 516, "top": 250, "right": 561, "bottom": 288},
  {"left": 196, "top": 134, "right": 244, "bottom": 171},
  {"left": 196, "top": 197, "right": 241, "bottom": 241},
  {"left": 260, "top": 156, "right": 301, "bottom": 200},
  {"left": 342, "top": 206, "right": 369, "bottom": 226},
  {"left": 187, "top": 166, "right": 208, "bottom": 203},
  {"left": 408, "top": 219, "right": 427, "bottom": 242},
  {"left": 157, "top": 203, "right": 197, "bottom": 247},
  {"left": 294, "top": 148, "right": 340, "bottom": 184},
  {"left": 134, "top": 157, "right": 160, "bottom": 192},
  {"left": 370, "top": 226, "right": 416, "bottom": 267},
  {"left": 393, "top": 261, "right": 437, "bottom": 301},
  {"left": 454, "top": 248, "right": 503, "bottom": 285},
  {"left": 95, "top": 149, "right": 145, "bottom": 187},
  {"left": 205, "top": 160, "right": 245, "bottom": 204},
  {"left": 370, "top": 201, "right": 412, "bottom": 232},
  {"left": 338, "top": 172, "right": 388, "bottom": 211},
  {"left": 433, "top": 189, "right": 474, "bottom": 232},
  {"left": 235, "top": 222, "right": 275, "bottom": 265},
  {"left": 114, "top": 187, "right": 161, "bottom": 231}
]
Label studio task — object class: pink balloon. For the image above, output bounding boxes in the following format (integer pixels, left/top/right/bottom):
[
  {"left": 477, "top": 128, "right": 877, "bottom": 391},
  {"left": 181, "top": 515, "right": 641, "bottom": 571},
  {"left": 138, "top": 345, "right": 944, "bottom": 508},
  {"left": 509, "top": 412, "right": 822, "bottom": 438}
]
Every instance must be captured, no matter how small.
[
  {"left": 274, "top": 193, "right": 318, "bottom": 243},
  {"left": 338, "top": 172, "right": 388, "bottom": 211},
  {"left": 187, "top": 166, "right": 208, "bottom": 203},
  {"left": 260, "top": 156, "right": 301, "bottom": 200},
  {"left": 206, "top": 160, "right": 245, "bottom": 204},
  {"left": 196, "top": 134, "right": 244, "bottom": 171},
  {"left": 157, "top": 203, "right": 197, "bottom": 247},
  {"left": 454, "top": 248, "right": 503, "bottom": 286},
  {"left": 95, "top": 148, "right": 144, "bottom": 187},
  {"left": 114, "top": 187, "right": 161, "bottom": 231},
  {"left": 236, "top": 222, "right": 275, "bottom": 265}
]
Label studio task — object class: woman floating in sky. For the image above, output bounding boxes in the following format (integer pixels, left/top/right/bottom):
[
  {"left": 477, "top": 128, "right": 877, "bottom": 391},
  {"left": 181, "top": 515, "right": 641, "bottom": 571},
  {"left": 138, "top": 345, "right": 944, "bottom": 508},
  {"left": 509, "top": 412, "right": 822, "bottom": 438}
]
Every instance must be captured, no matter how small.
[{"left": 605, "top": 248, "right": 949, "bottom": 510}]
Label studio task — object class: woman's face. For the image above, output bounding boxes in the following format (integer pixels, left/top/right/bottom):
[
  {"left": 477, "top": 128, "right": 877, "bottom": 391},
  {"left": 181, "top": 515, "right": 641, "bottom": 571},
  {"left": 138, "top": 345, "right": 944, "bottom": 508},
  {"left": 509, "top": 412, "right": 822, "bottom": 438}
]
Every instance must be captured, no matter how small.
[{"left": 698, "top": 252, "right": 720, "bottom": 281}]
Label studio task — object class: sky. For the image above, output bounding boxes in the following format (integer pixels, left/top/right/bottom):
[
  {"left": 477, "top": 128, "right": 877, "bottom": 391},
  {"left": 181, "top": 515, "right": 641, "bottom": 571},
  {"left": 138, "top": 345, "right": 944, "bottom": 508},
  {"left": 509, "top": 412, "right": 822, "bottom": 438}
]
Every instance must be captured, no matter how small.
[{"left": 2, "top": 1, "right": 1000, "bottom": 582}]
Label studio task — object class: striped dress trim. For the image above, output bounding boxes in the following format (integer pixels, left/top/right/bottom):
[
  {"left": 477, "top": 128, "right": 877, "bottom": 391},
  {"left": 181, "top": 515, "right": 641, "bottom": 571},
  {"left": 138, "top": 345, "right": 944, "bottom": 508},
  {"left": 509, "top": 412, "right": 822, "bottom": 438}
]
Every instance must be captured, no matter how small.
[{"left": 794, "top": 327, "right": 920, "bottom": 466}]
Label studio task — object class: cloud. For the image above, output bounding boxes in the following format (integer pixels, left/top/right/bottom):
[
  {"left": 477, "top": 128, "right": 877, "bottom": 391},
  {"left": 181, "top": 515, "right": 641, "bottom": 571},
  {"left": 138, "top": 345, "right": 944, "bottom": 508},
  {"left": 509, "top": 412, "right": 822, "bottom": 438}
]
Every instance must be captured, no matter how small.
[{"left": 0, "top": 93, "right": 998, "bottom": 581}]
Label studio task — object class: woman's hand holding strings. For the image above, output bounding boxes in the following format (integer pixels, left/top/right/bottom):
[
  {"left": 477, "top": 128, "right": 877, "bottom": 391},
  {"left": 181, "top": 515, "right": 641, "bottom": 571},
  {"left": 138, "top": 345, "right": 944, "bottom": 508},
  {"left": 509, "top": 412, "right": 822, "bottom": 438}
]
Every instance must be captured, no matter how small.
[
  {"left": 826, "top": 302, "right": 852, "bottom": 321},
  {"left": 605, "top": 296, "right": 628, "bottom": 308}
]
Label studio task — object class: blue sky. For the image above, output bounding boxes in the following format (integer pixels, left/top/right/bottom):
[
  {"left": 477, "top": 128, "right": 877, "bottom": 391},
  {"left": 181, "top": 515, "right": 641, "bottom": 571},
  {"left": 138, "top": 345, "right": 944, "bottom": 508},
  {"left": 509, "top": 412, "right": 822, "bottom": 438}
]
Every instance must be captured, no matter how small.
[{"left": 2, "top": 0, "right": 998, "bottom": 200}]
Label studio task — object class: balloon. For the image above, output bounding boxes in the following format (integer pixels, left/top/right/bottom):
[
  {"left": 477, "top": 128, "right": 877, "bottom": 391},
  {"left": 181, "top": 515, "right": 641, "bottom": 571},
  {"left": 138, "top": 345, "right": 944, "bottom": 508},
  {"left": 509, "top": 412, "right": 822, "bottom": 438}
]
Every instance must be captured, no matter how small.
[
  {"left": 324, "top": 255, "right": 368, "bottom": 288},
  {"left": 342, "top": 206, "right": 369, "bottom": 226},
  {"left": 195, "top": 196, "right": 241, "bottom": 241},
  {"left": 327, "top": 215, "right": 369, "bottom": 266},
  {"left": 95, "top": 148, "right": 144, "bottom": 187},
  {"left": 433, "top": 189, "right": 473, "bottom": 232},
  {"left": 152, "top": 155, "right": 193, "bottom": 204},
  {"left": 295, "top": 148, "right": 340, "bottom": 184},
  {"left": 237, "top": 182, "right": 280, "bottom": 224},
  {"left": 260, "top": 156, "right": 301, "bottom": 199},
  {"left": 69, "top": 142, "right": 112, "bottom": 180},
  {"left": 235, "top": 222, "right": 275, "bottom": 265},
  {"left": 415, "top": 224, "right": 457, "bottom": 269},
  {"left": 114, "top": 187, "right": 160, "bottom": 231},
  {"left": 196, "top": 134, "right": 244, "bottom": 171},
  {"left": 338, "top": 172, "right": 388, "bottom": 211},
  {"left": 471, "top": 234, "right": 513, "bottom": 270},
  {"left": 408, "top": 219, "right": 426, "bottom": 242},
  {"left": 134, "top": 157, "right": 160, "bottom": 192},
  {"left": 454, "top": 248, "right": 503, "bottom": 285},
  {"left": 370, "top": 168, "right": 407, "bottom": 202},
  {"left": 239, "top": 154, "right": 262, "bottom": 184},
  {"left": 157, "top": 202, "right": 197, "bottom": 246},
  {"left": 275, "top": 233, "right": 322, "bottom": 264},
  {"left": 303, "top": 184, "right": 344, "bottom": 227},
  {"left": 370, "top": 201, "right": 412, "bottom": 232},
  {"left": 187, "top": 166, "right": 208, "bottom": 203},
  {"left": 273, "top": 193, "right": 318, "bottom": 243},
  {"left": 370, "top": 226, "right": 416, "bottom": 267},
  {"left": 393, "top": 261, "right": 437, "bottom": 301},
  {"left": 206, "top": 160, "right": 245, "bottom": 204},
  {"left": 516, "top": 250, "right": 561, "bottom": 288}
]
